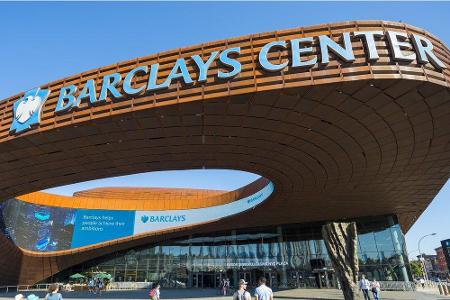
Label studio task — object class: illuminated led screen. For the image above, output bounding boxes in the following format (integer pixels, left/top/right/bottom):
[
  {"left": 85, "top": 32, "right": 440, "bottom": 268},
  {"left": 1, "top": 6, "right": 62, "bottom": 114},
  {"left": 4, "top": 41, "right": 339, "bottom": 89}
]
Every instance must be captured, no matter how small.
[{"left": 0, "top": 182, "right": 274, "bottom": 252}]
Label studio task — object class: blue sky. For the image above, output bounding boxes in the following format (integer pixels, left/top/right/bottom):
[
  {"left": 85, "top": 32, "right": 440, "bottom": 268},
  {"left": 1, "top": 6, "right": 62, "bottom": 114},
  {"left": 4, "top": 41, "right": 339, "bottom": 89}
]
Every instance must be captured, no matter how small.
[{"left": 1, "top": 2, "right": 449, "bottom": 257}]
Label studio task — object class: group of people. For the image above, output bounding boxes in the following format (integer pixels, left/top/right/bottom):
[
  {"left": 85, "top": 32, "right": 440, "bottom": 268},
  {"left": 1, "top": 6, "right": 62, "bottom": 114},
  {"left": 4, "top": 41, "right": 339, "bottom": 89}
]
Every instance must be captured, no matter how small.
[
  {"left": 13, "top": 275, "right": 383, "bottom": 300},
  {"left": 15, "top": 283, "right": 63, "bottom": 300},
  {"left": 145, "top": 277, "right": 272, "bottom": 300},
  {"left": 87, "top": 278, "right": 105, "bottom": 295},
  {"left": 14, "top": 277, "right": 107, "bottom": 300},
  {"left": 359, "top": 275, "right": 381, "bottom": 300},
  {"left": 219, "top": 277, "right": 231, "bottom": 295}
]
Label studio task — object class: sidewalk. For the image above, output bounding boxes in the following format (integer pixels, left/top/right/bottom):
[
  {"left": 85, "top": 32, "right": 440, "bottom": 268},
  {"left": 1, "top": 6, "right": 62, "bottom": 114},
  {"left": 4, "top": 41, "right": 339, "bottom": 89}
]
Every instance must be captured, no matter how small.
[
  {"left": 416, "top": 287, "right": 450, "bottom": 299},
  {"left": 0, "top": 288, "right": 449, "bottom": 300}
]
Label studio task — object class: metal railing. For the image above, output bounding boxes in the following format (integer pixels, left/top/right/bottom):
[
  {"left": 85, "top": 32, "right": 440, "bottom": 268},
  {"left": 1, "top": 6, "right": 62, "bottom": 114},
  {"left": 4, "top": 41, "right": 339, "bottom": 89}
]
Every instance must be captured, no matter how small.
[
  {"left": 0, "top": 282, "right": 155, "bottom": 293},
  {"left": 0, "top": 283, "right": 57, "bottom": 293},
  {"left": 379, "top": 281, "right": 416, "bottom": 291},
  {"left": 108, "top": 282, "right": 152, "bottom": 290}
]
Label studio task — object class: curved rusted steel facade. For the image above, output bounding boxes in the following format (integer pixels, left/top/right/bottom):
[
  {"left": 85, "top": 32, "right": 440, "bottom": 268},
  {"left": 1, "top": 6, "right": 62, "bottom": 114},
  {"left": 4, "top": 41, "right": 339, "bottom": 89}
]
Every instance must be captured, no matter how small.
[{"left": 0, "top": 20, "right": 449, "bottom": 285}]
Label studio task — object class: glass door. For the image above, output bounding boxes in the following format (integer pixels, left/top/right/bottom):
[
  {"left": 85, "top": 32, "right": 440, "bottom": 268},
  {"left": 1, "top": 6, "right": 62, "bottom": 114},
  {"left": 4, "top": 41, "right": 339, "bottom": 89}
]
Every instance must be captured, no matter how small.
[
  {"left": 203, "top": 272, "right": 215, "bottom": 288},
  {"left": 314, "top": 271, "right": 332, "bottom": 288},
  {"left": 192, "top": 272, "right": 203, "bottom": 288},
  {"left": 264, "top": 272, "right": 278, "bottom": 288}
]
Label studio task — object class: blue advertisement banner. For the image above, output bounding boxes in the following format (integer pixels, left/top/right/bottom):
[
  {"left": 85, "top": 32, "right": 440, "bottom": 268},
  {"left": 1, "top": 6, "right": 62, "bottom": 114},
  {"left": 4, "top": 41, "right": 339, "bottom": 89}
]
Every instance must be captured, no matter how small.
[{"left": 71, "top": 210, "right": 135, "bottom": 248}]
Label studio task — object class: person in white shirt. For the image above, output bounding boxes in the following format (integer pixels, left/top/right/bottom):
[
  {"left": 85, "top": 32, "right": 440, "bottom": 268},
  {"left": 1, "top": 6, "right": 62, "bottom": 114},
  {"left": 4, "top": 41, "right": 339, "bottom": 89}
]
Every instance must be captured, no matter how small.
[
  {"left": 254, "top": 277, "right": 273, "bottom": 300},
  {"left": 359, "top": 275, "right": 371, "bottom": 300},
  {"left": 419, "top": 278, "right": 425, "bottom": 289}
]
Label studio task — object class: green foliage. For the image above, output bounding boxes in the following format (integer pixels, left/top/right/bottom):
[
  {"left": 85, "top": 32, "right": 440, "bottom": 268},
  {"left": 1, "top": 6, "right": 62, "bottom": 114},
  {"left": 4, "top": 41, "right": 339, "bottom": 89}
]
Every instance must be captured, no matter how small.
[{"left": 410, "top": 260, "right": 424, "bottom": 278}]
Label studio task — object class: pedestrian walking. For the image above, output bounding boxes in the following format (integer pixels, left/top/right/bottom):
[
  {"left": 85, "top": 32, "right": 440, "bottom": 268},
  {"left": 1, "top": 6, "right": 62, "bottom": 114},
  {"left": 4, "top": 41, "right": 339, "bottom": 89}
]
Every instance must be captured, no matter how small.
[
  {"left": 218, "top": 278, "right": 224, "bottom": 295},
  {"left": 359, "top": 275, "right": 371, "bottom": 300},
  {"left": 149, "top": 282, "right": 160, "bottom": 300},
  {"left": 44, "top": 283, "right": 63, "bottom": 300},
  {"left": 88, "top": 278, "right": 94, "bottom": 294},
  {"left": 420, "top": 278, "right": 425, "bottom": 289},
  {"left": 254, "top": 277, "right": 273, "bottom": 300},
  {"left": 93, "top": 278, "right": 98, "bottom": 294},
  {"left": 97, "top": 279, "right": 104, "bottom": 295},
  {"left": 371, "top": 279, "right": 380, "bottom": 300},
  {"left": 223, "top": 278, "right": 230, "bottom": 296},
  {"left": 233, "top": 279, "right": 251, "bottom": 300}
]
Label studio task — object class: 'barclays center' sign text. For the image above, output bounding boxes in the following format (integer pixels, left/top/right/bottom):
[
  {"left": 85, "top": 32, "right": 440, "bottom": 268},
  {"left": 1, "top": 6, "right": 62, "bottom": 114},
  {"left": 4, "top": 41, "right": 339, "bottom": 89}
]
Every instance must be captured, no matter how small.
[{"left": 10, "top": 30, "right": 446, "bottom": 135}]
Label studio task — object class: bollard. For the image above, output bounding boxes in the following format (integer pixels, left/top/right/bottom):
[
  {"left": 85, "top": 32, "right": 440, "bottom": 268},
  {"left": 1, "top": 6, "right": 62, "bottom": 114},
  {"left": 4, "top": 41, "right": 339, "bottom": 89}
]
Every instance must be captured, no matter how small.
[{"left": 438, "top": 284, "right": 444, "bottom": 295}]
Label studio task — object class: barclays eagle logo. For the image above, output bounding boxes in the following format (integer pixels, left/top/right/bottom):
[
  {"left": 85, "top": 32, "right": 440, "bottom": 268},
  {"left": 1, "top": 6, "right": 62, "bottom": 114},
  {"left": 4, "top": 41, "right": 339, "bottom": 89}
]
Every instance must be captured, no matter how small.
[{"left": 10, "top": 88, "right": 50, "bottom": 134}]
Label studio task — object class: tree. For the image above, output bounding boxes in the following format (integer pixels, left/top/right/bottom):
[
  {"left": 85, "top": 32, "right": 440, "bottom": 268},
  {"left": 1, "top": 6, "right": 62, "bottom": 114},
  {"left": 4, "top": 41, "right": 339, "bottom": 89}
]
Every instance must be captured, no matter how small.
[
  {"left": 410, "top": 260, "right": 424, "bottom": 279},
  {"left": 322, "top": 222, "right": 362, "bottom": 300}
]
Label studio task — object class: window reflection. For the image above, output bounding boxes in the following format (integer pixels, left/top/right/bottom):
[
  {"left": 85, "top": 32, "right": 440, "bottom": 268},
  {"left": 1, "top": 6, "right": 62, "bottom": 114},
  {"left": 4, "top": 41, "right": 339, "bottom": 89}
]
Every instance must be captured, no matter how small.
[{"left": 47, "top": 215, "right": 411, "bottom": 287}]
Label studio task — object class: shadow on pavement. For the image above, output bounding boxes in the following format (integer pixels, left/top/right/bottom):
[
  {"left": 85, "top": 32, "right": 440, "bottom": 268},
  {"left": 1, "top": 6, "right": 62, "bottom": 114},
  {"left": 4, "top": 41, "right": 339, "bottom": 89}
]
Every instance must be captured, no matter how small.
[
  {"left": 1, "top": 288, "right": 432, "bottom": 300},
  {"left": 1, "top": 289, "right": 229, "bottom": 299},
  {"left": 275, "top": 296, "right": 341, "bottom": 300}
]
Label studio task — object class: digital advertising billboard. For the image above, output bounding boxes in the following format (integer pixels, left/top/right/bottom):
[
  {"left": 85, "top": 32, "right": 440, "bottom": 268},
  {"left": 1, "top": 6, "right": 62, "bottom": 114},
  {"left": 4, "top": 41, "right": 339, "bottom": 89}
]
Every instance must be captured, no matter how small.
[
  {"left": 0, "top": 182, "right": 274, "bottom": 252},
  {"left": 0, "top": 200, "right": 75, "bottom": 251}
]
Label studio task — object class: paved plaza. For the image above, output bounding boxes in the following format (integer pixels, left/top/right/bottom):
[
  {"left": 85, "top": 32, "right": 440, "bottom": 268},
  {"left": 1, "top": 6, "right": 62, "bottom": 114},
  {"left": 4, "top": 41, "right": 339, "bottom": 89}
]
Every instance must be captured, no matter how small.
[{"left": 1, "top": 288, "right": 449, "bottom": 300}]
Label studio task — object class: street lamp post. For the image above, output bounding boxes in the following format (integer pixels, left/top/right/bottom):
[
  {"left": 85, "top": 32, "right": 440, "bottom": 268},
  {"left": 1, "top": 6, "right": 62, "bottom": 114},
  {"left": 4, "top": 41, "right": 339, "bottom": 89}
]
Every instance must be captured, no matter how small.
[{"left": 418, "top": 233, "right": 437, "bottom": 282}]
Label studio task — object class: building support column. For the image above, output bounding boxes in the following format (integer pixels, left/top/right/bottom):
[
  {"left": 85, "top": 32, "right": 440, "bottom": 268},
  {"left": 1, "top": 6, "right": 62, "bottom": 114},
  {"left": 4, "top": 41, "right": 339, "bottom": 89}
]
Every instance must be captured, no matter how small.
[
  {"left": 156, "top": 246, "right": 161, "bottom": 282},
  {"left": 231, "top": 230, "right": 238, "bottom": 288},
  {"left": 322, "top": 222, "right": 361, "bottom": 300},
  {"left": 277, "top": 226, "right": 288, "bottom": 288},
  {"left": 187, "top": 237, "right": 193, "bottom": 288}
]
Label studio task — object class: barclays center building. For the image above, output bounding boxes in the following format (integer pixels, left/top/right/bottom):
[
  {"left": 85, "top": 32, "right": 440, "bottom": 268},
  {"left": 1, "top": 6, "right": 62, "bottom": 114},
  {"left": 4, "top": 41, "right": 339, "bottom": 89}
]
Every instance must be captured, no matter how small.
[
  {"left": 0, "top": 20, "right": 449, "bottom": 289},
  {"left": 1, "top": 186, "right": 409, "bottom": 289}
]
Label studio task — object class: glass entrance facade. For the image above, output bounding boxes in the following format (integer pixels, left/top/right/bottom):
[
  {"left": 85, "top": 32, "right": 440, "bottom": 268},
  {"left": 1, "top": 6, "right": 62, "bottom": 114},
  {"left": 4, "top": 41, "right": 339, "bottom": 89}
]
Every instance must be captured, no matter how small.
[{"left": 48, "top": 215, "right": 411, "bottom": 289}]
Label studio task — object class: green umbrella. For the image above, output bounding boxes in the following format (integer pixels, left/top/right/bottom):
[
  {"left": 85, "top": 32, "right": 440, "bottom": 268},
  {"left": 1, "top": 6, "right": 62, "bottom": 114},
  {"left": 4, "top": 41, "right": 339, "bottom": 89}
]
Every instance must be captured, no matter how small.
[
  {"left": 94, "top": 272, "right": 112, "bottom": 280},
  {"left": 69, "top": 273, "right": 86, "bottom": 279}
]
